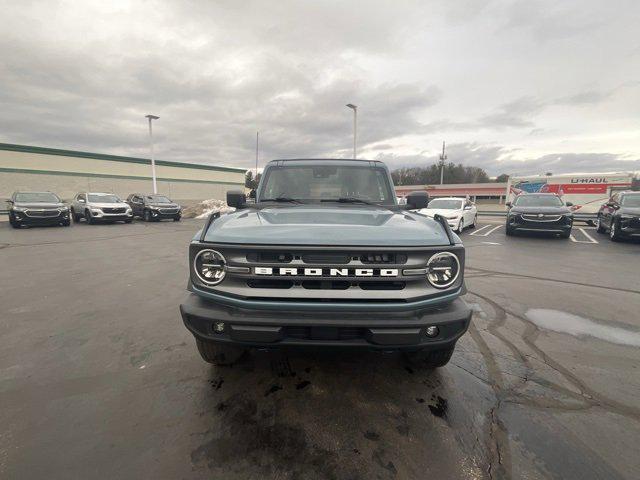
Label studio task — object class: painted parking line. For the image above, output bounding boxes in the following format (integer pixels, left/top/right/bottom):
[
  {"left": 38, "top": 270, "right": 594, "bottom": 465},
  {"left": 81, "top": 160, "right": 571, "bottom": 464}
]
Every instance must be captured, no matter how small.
[
  {"left": 570, "top": 227, "right": 599, "bottom": 244},
  {"left": 468, "top": 224, "right": 492, "bottom": 236},
  {"left": 470, "top": 225, "right": 502, "bottom": 237}
]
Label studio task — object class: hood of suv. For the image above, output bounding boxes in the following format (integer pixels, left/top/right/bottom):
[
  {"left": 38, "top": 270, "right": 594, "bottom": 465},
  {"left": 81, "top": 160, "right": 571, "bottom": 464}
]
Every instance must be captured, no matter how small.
[
  {"left": 510, "top": 206, "right": 571, "bottom": 215},
  {"left": 14, "top": 202, "right": 65, "bottom": 209},
  {"left": 89, "top": 202, "right": 130, "bottom": 209},
  {"left": 201, "top": 205, "right": 453, "bottom": 246}
]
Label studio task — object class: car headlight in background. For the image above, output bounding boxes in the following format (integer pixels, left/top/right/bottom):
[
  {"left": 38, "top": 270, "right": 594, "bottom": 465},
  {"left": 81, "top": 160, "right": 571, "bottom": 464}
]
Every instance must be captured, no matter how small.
[
  {"left": 194, "top": 249, "right": 226, "bottom": 285},
  {"left": 12, "top": 206, "right": 27, "bottom": 212},
  {"left": 426, "top": 252, "right": 460, "bottom": 289},
  {"left": 60, "top": 206, "right": 69, "bottom": 212}
]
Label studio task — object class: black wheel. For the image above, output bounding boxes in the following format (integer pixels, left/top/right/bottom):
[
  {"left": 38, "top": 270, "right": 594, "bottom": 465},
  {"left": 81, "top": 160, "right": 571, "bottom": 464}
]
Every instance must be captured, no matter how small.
[
  {"left": 62, "top": 220, "right": 71, "bottom": 227},
  {"left": 85, "top": 209, "right": 94, "bottom": 224},
  {"left": 470, "top": 215, "right": 477, "bottom": 229},
  {"left": 143, "top": 210, "right": 152, "bottom": 222},
  {"left": 596, "top": 215, "right": 606, "bottom": 234},
  {"left": 610, "top": 219, "right": 622, "bottom": 242},
  {"left": 173, "top": 216, "right": 181, "bottom": 222},
  {"left": 456, "top": 218, "right": 464, "bottom": 233},
  {"left": 195, "top": 339, "right": 246, "bottom": 365},
  {"left": 560, "top": 230, "right": 571, "bottom": 239},
  {"left": 404, "top": 345, "right": 455, "bottom": 369},
  {"left": 124, "top": 219, "right": 132, "bottom": 224},
  {"left": 71, "top": 208, "right": 80, "bottom": 222},
  {"left": 505, "top": 225, "right": 514, "bottom": 236}
]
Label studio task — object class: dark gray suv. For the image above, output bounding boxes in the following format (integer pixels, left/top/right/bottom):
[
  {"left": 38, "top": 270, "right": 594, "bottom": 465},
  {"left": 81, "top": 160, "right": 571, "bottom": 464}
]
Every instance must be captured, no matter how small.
[
  {"left": 180, "top": 159, "right": 472, "bottom": 369},
  {"left": 126, "top": 194, "right": 182, "bottom": 222}
]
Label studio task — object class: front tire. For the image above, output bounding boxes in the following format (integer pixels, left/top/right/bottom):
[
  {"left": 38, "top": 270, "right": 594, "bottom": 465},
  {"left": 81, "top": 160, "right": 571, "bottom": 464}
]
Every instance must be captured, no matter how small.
[
  {"left": 596, "top": 215, "right": 606, "bottom": 234},
  {"left": 71, "top": 208, "right": 80, "bottom": 223},
  {"left": 505, "top": 225, "right": 515, "bottom": 236},
  {"left": 404, "top": 345, "right": 455, "bottom": 369},
  {"left": 560, "top": 230, "right": 571, "bottom": 239},
  {"left": 143, "top": 209, "right": 152, "bottom": 222},
  {"left": 85, "top": 210, "right": 94, "bottom": 224},
  {"left": 173, "top": 216, "right": 181, "bottom": 222},
  {"left": 195, "top": 339, "right": 246, "bottom": 365},
  {"left": 124, "top": 219, "right": 132, "bottom": 224},
  {"left": 470, "top": 214, "right": 477, "bottom": 229},
  {"left": 456, "top": 218, "right": 464, "bottom": 233},
  {"left": 610, "top": 219, "right": 622, "bottom": 242}
]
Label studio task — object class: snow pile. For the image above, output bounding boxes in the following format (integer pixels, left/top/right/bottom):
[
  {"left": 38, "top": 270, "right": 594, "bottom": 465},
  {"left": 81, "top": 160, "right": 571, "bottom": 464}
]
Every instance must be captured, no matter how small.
[{"left": 181, "top": 199, "right": 235, "bottom": 219}]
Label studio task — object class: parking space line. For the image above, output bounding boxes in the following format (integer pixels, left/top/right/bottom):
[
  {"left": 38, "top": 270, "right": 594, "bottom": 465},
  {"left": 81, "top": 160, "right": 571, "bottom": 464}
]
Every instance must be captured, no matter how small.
[
  {"left": 469, "top": 225, "right": 492, "bottom": 236},
  {"left": 570, "top": 227, "right": 599, "bottom": 244},
  {"left": 472, "top": 225, "right": 502, "bottom": 237}
]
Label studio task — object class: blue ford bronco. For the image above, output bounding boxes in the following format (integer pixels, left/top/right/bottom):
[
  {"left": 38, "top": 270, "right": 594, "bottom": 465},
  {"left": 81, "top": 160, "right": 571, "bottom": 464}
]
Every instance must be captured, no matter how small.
[{"left": 180, "top": 159, "right": 472, "bottom": 368}]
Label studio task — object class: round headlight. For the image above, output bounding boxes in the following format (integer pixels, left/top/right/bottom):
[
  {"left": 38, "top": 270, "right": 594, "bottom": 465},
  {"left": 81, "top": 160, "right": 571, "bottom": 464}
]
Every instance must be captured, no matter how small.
[
  {"left": 194, "top": 249, "right": 226, "bottom": 285},
  {"left": 426, "top": 252, "right": 460, "bottom": 289}
]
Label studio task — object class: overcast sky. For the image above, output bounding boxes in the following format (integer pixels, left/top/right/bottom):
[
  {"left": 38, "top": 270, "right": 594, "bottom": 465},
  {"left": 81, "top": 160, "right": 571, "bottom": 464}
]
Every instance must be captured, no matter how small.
[{"left": 1, "top": 0, "right": 639, "bottom": 175}]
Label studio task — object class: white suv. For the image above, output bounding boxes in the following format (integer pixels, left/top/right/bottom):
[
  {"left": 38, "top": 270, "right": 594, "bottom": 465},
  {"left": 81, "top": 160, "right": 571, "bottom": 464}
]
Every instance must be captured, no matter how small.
[
  {"left": 417, "top": 197, "right": 477, "bottom": 233},
  {"left": 70, "top": 192, "right": 133, "bottom": 224}
]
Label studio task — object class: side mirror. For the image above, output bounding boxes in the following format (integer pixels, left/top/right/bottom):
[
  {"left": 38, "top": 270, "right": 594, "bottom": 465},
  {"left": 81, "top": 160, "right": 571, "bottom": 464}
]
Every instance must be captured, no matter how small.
[
  {"left": 464, "top": 205, "right": 472, "bottom": 210},
  {"left": 226, "top": 190, "right": 246, "bottom": 208},
  {"left": 78, "top": 198, "right": 86, "bottom": 203},
  {"left": 565, "top": 201, "right": 573, "bottom": 207},
  {"left": 505, "top": 202, "right": 512, "bottom": 208},
  {"left": 405, "top": 191, "right": 429, "bottom": 210},
  {"left": 249, "top": 189, "right": 256, "bottom": 199}
]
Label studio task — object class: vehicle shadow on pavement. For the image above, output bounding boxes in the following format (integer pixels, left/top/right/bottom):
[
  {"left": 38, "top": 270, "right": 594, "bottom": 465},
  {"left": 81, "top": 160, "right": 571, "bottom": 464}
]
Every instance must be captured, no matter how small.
[{"left": 189, "top": 348, "right": 489, "bottom": 479}]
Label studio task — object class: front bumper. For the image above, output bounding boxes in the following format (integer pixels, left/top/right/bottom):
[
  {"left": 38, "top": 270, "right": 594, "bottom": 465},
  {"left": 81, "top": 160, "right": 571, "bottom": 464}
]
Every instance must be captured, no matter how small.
[
  {"left": 508, "top": 215, "right": 572, "bottom": 233},
  {"left": 13, "top": 211, "right": 69, "bottom": 225},
  {"left": 149, "top": 209, "right": 181, "bottom": 219},
  {"left": 180, "top": 293, "right": 472, "bottom": 350},
  {"left": 619, "top": 217, "right": 640, "bottom": 237},
  {"left": 90, "top": 211, "right": 133, "bottom": 221}
]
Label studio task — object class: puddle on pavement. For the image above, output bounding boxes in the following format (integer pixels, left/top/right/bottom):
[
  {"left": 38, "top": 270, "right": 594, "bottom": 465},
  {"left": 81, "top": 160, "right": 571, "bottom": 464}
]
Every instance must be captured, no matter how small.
[{"left": 525, "top": 308, "right": 640, "bottom": 347}]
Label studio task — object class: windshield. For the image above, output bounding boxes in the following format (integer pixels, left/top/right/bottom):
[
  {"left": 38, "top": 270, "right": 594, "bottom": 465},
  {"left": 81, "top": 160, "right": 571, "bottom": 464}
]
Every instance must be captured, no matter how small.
[
  {"left": 15, "top": 192, "right": 60, "bottom": 203},
  {"left": 88, "top": 194, "right": 121, "bottom": 203},
  {"left": 513, "top": 195, "right": 564, "bottom": 207},
  {"left": 146, "top": 195, "right": 172, "bottom": 203},
  {"left": 621, "top": 194, "right": 640, "bottom": 208},
  {"left": 259, "top": 165, "right": 394, "bottom": 204},
  {"left": 427, "top": 199, "right": 462, "bottom": 210}
]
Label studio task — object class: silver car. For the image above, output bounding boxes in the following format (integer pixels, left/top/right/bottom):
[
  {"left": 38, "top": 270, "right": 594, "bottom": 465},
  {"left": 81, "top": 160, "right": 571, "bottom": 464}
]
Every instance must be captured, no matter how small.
[{"left": 70, "top": 192, "right": 133, "bottom": 224}]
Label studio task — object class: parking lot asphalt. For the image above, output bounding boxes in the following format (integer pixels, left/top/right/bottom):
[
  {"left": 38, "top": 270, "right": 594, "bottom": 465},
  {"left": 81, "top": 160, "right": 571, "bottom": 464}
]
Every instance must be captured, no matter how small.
[{"left": 1, "top": 218, "right": 639, "bottom": 479}]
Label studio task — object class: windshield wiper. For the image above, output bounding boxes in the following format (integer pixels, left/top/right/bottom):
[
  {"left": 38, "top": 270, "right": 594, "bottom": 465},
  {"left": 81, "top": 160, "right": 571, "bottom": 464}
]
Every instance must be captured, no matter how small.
[
  {"left": 321, "top": 197, "right": 377, "bottom": 206},
  {"left": 260, "top": 197, "right": 302, "bottom": 204}
]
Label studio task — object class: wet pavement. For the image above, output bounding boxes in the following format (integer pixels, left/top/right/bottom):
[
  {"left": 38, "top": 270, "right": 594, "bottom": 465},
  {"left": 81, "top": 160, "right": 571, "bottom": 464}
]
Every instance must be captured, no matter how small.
[{"left": 0, "top": 218, "right": 639, "bottom": 479}]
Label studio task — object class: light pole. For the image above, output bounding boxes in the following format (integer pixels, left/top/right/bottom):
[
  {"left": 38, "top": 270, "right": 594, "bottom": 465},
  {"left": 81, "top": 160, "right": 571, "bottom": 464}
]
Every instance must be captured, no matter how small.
[
  {"left": 439, "top": 141, "right": 447, "bottom": 185},
  {"left": 255, "top": 131, "right": 259, "bottom": 181},
  {"left": 346, "top": 104, "right": 357, "bottom": 159},
  {"left": 145, "top": 114, "right": 160, "bottom": 194}
]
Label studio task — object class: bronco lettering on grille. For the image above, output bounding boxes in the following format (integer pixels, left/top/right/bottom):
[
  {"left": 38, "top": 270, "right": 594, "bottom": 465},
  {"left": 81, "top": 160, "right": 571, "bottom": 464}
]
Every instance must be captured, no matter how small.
[{"left": 254, "top": 267, "right": 399, "bottom": 277}]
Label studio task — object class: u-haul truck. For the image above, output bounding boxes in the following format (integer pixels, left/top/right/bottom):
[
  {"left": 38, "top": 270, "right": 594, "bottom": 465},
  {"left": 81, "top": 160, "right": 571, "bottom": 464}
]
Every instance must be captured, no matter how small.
[{"left": 506, "top": 172, "right": 639, "bottom": 215}]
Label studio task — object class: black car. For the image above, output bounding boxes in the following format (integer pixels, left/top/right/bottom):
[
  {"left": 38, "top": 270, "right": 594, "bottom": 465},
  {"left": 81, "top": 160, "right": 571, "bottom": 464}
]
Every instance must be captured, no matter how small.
[
  {"left": 596, "top": 191, "right": 640, "bottom": 241},
  {"left": 126, "top": 193, "right": 182, "bottom": 222},
  {"left": 505, "top": 193, "right": 573, "bottom": 238},
  {"left": 8, "top": 191, "right": 71, "bottom": 228}
]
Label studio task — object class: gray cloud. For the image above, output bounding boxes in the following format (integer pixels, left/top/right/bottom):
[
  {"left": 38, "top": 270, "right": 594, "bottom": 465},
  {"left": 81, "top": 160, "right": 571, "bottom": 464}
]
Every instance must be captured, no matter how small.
[{"left": 0, "top": 0, "right": 638, "bottom": 175}]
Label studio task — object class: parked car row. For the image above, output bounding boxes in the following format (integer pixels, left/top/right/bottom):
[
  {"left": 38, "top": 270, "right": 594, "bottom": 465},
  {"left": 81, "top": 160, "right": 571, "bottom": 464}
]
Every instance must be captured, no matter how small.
[
  {"left": 504, "top": 190, "right": 640, "bottom": 242},
  {"left": 411, "top": 191, "right": 640, "bottom": 242},
  {"left": 6, "top": 191, "right": 182, "bottom": 228}
]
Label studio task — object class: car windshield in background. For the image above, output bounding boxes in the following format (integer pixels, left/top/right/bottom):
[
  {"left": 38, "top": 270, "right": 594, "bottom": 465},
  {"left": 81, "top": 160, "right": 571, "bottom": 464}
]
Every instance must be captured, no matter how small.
[
  {"left": 88, "top": 194, "right": 121, "bottom": 203},
  {"left": 15, "top": 192, "right": 60, "bottom": 203},
  {"left": 621, "top": 194, "right": 640, "bottom": 207},
  {"left": 427, "top": 199, "right": 462, "bottom": 210},
  {"left": 513, "top": 195, "right": 564, "bottom": 207},
  {"left": 146, "top": 195, "right": 171, "bottom": 203},
  {"left": 259, "top": 165, "right": 394, "bottom": 204}
]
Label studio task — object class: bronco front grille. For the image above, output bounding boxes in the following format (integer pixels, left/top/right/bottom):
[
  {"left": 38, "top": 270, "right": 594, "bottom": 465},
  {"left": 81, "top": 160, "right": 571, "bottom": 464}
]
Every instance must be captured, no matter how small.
[{"left": 285, "top": 326, "right": 365, "bottom": 341}]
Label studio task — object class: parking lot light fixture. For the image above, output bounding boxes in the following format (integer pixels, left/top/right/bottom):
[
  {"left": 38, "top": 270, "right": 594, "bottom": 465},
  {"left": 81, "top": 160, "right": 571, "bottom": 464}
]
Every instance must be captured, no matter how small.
[
  {"left": 346, "top": 104, "right": 357, "bottom": 159},
  {"left": 145, "top": 114, "right": 160, "bottom": 194}
]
